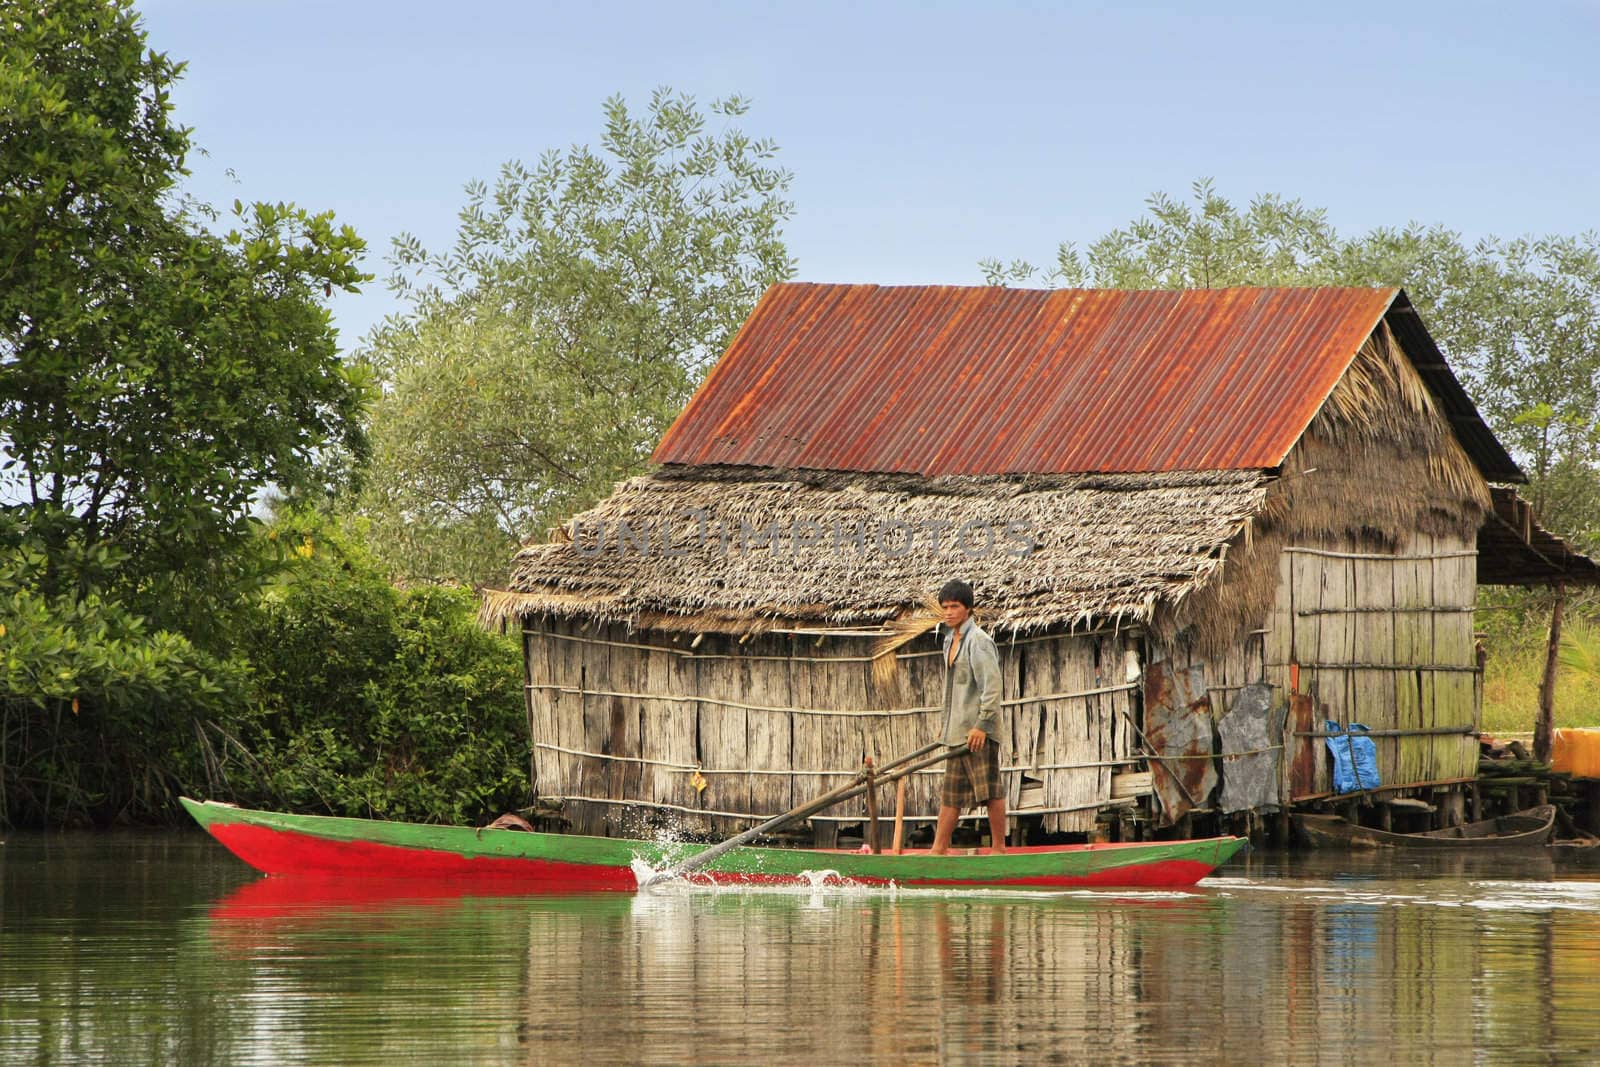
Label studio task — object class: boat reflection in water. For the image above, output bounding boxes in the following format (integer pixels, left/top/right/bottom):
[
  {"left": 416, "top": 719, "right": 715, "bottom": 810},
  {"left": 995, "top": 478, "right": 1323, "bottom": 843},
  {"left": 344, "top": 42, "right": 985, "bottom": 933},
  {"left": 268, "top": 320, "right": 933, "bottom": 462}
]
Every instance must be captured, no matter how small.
[{"left": 196, "top": 851, "right": 1600, "bottom": 1064}]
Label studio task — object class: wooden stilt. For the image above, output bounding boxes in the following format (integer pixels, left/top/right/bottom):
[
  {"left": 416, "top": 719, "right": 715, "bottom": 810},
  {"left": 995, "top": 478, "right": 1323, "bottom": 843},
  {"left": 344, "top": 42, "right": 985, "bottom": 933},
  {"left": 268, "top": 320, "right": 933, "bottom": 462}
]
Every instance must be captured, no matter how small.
[
  {"left": 864, "top": 758, "right": 880, "bottom": 854},
  {"left": 1536, "top": 587, "right": 1565, "bottom": 764},
  {"left": 891, "top": 777, "right": 907, "bottom": 855}
]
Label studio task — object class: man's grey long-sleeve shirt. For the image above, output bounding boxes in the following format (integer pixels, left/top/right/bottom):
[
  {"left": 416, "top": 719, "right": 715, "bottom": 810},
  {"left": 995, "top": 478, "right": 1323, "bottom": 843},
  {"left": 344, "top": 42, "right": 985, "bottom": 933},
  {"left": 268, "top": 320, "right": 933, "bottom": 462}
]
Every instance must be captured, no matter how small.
[{"left": 940, "top": 617, "right": 1003, "bottom": 747}]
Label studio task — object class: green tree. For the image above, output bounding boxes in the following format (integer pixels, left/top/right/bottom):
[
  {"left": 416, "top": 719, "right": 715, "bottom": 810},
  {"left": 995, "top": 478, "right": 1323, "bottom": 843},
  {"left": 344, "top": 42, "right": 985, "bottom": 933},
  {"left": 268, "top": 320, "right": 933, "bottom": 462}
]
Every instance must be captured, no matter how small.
[
  {"left": 983, "top": 180, "right": 1600, "bottom": 545},
  {"left": 0, "top": 0, "right": 369, "bottom": 628},
  {"left": 0, "top": 0, "right": 368, "bottom": 825},
  {"left": 354, "top": 89, "right": 795, "bottom": 585}
]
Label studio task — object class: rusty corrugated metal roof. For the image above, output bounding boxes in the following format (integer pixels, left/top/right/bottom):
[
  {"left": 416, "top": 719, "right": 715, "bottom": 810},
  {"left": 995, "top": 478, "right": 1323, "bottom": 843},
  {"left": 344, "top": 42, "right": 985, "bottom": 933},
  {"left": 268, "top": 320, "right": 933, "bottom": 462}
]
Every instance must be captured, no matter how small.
[{"left": 652, "top": 283, "right": 1523, "bottom": 480}]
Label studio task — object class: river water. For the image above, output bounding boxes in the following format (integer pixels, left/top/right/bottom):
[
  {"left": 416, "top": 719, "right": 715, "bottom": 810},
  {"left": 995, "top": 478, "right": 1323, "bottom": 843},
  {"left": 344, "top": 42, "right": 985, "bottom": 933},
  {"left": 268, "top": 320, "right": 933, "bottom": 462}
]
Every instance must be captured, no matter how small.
[{"left": 4, "top": 833, "right": 1600, "bottom": 1065}]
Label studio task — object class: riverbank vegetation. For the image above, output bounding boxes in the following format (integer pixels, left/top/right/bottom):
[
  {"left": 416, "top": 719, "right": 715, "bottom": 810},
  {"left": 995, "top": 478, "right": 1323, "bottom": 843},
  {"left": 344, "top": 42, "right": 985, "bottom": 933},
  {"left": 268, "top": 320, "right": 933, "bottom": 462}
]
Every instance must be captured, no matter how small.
[{"left": 3, "top": 1, "right": 1598, "bottom": 827}]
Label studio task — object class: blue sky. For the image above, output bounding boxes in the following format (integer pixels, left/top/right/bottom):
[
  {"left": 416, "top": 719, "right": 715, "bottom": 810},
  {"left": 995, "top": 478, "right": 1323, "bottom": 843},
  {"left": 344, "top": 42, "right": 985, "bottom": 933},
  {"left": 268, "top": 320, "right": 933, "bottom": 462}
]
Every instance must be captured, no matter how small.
[{"left": 141, "top": 0, "right": 1600, "bottom": 351}]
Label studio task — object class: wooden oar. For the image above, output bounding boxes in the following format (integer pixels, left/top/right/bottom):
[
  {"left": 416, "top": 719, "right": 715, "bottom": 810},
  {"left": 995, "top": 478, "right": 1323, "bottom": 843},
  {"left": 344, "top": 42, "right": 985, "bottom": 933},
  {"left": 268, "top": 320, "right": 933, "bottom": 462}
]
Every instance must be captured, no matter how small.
[{"left": 640, "top": 741, "right": 961, "bottom": 886}]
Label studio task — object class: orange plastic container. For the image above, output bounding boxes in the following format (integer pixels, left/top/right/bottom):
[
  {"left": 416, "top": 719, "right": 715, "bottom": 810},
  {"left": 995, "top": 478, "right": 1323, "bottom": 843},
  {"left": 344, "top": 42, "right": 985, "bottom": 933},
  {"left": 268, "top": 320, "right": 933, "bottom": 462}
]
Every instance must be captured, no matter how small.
[{"left": 1551, "top": 728, "right": 1600, "bottom": 778}]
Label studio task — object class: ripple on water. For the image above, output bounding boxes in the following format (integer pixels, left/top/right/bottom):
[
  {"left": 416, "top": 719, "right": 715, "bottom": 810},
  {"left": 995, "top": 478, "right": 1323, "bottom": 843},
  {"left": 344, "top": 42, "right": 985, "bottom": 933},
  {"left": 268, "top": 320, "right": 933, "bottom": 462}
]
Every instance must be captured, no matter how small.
[{"left": 1207, "top": 870, "right": 1600, "bottom": 913}]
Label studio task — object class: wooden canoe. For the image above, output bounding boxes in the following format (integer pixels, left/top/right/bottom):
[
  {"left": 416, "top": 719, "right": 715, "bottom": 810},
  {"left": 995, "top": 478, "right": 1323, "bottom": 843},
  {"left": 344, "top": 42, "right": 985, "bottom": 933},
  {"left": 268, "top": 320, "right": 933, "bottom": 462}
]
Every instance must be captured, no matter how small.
[
  {"left": 1293, "top": 805, "right": 1557, "bottom": 850},
  {"left": 181, "top": 798, "right": 1246, "bottom": 891}
]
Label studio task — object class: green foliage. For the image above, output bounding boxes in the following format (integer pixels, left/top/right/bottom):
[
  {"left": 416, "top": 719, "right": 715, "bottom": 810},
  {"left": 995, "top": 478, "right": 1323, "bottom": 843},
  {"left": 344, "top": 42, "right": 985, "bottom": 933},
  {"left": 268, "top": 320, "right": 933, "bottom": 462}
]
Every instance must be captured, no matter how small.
[
  {"left": 982, "top": 179, "right": 1600, "bottom": 547},
  {"left": 0, "top": 505, "right": 529, "bottom": 828},
  {"left": 0, "top": 0, "right": 371, "bottom": 629},
  {"left": 353, "top": 88, "right": 795, "bottom": 585},
  {"left": 1557, "top": 619, "right": 1600, "bottom": 682},
  {"left": 0, "top": 531, "right": 250, "bottom": 825},
  {"left": 232, "top": 511, "right": 528, "bottom": 824}
]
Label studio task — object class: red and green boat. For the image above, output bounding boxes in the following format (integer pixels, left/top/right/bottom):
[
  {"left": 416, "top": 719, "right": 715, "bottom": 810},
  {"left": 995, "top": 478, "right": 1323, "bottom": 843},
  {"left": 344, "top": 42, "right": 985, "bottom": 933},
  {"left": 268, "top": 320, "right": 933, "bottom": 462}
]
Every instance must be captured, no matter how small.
[{"left": 182, "top": 798, "right": 1246, "bottom": 891}]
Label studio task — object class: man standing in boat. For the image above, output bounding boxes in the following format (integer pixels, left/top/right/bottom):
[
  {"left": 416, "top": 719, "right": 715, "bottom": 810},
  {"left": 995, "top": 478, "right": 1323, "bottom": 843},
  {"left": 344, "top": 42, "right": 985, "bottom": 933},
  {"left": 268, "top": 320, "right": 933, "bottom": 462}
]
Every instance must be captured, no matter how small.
[{"left": 931, "top": 579, "right": 1007, "bottom": 854}]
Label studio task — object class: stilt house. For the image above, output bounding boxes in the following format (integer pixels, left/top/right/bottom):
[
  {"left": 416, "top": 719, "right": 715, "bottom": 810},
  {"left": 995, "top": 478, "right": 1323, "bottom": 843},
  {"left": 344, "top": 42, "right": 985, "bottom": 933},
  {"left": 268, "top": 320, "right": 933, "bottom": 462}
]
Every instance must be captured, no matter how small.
[{"left": 487, "top": 284, "right": 1598, "bottom": 841}]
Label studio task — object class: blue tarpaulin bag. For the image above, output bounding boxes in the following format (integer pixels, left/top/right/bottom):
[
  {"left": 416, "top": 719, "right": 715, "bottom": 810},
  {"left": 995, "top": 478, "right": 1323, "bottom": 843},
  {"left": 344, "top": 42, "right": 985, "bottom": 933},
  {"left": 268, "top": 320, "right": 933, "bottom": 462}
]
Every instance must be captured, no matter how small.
[{"left": 1325, "top": 721, "right": 1380, "bottom": 793}]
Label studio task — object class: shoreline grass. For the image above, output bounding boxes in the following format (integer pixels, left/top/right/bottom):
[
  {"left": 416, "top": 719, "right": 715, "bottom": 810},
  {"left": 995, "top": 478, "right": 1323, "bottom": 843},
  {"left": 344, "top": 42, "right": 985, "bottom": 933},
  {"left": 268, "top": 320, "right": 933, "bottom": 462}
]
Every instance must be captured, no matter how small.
[{"left": 1482, "top": 647, "right": 1600, "bottom": 735}]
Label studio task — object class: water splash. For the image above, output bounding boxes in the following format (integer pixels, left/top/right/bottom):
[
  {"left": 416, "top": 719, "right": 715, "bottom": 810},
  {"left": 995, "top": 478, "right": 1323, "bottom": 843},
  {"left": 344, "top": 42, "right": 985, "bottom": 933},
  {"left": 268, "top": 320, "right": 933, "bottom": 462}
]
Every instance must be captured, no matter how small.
[
  {"left": 630, "top": 855, "right": 671, "bottom": 889},
  {"left": 798, "top": 868, "right": 843, "bottom": 888},
  {"left": 631, "top": 858, "right": 876, "bottom": 896}
]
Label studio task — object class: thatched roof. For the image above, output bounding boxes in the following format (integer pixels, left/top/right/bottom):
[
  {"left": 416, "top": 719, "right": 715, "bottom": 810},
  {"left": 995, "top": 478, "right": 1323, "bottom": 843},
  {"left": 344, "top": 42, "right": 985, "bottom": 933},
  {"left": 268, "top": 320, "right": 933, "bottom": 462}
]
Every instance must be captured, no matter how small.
[{"left": 489, "top": 467, "right": 1270, "bottom": 634}]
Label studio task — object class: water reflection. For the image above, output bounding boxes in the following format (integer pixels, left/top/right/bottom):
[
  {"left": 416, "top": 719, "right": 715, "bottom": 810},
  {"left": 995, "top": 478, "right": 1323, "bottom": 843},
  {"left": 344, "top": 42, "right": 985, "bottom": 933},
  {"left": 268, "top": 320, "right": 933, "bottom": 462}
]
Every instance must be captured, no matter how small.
[
  {"left": 6, "top": 836, "right": 1600, "bottom": 1064},
  {"left": 607, "top": 885, "right": 1213, "bottom": 1065}
]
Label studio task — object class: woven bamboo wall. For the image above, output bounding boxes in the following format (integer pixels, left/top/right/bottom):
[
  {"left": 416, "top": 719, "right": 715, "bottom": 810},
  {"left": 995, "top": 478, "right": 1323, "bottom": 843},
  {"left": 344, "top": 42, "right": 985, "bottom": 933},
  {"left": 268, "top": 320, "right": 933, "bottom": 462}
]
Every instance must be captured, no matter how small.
[
  {"left": 1006, "top": 631, "right": 1136, "bottom": 832},
  {"left": 523, "top": 620, "right": 1135, "bottom": 837},
  {"left": 1264, "top": 532, "right": 1480, "bottom": 799}
]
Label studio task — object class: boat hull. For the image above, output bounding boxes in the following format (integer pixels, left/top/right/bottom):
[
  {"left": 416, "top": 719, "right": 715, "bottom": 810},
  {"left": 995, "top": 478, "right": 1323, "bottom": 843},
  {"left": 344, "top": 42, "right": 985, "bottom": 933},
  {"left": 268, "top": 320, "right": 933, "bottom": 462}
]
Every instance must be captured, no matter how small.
[
  {"left": 182, "top": 799, "right": 1245, "bottom": 891},
  {"left": 1293, "top": 805, "right": 1556, "bottom": 849}
]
